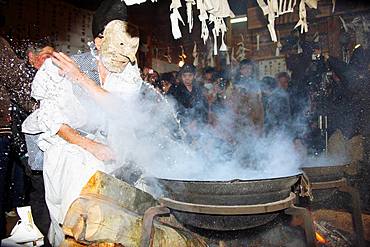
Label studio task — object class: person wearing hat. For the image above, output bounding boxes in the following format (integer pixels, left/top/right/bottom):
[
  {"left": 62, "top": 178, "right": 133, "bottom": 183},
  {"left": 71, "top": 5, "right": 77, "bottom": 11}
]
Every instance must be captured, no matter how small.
[
  {"left": 171, "top": 64, "right": 208, "bottom": 138},
  {"left": 21, "top": 0, "right": 141, "bottom": 245}
]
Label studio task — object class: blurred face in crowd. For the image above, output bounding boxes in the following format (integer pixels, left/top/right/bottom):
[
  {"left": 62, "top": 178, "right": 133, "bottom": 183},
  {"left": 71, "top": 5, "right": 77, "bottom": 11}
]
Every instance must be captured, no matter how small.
[
  {"left": 204, "top": 72, "right": 213, "bottom": 82},
  {"left": 277, "top": 76, "right": 289, "bottom": 90},
  {"left": 149, "top": 71, "right": 159, "bottom": 84},
  {"left": 240, "top": 64, "right": 253, "bottom": 78},
  {"left": 161, "top": 80, "right": 171, "bottom": 93},
  {"left": 181, "top": 72, "right": 194, "bottom": 87},
  {"left": 28, "top": 46, "right": 54, "bottom": 69}
]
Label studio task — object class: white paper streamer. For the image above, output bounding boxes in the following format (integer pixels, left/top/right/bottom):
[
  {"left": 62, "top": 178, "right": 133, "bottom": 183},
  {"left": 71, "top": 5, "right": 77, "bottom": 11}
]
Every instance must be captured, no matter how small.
[
  {"left": 221, "top": 18, "right": 228, "bottom": 51},
  {"left": 196, "top": 0, "right": 234, "bottom": 49},
  {"left": 212, "top": 28, "right": 218, "bottom": 55},
  {"left": 257, "top": 0, "right": 299, "bottom": 42},
  {"left": 170, "top": 8, "right": 185, "bottom": 39},
  {"left": 332, "top": 0, "right": 336, "bottom": 13},
  {"left": 170, "top": 0, "right": 182, "bottom": 9},
  {"left": 219, "top": 28, "right": 228, "bottom": 51},
  {"left": 192, "top": 42, "right": 199, "bottom": 66},
  {"left": 186, "top": 0, "right": 196, "bottom": 33},
  {"left": 197, "top": 0, "right": 210, "bottom": 44},
  {"left": 294, "top": 0, "right": 308, "bottom": 33},
  {"left": 276, "top": 41, "right": 282, "bottom": 56},
  {"left": 123, "top": 0, "right": 147, "bottom": 5},
  {"left": 226, "top": 47, "right": 230, "bottom": 65},
  {"left": 124, "top": 0, "right": 158, "bottom": 4}
]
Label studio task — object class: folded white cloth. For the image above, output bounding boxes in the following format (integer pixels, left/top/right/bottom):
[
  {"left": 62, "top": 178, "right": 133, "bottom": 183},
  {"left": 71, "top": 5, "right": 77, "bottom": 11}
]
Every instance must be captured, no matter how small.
[{"left": 3, "top": 206, "right": 44, "bottom": 246}]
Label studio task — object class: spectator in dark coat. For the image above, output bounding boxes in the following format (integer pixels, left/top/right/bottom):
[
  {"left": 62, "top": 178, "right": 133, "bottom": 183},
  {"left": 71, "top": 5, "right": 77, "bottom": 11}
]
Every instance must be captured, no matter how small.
[
  {"left": 326, "top": 46, "right": 370, "bottom": 137},
  {"left": 170, "top": 64, "right": 208, "bottom": 135},
  {"left": 326, "top": 71, "right": 357, "bottom": 138}
]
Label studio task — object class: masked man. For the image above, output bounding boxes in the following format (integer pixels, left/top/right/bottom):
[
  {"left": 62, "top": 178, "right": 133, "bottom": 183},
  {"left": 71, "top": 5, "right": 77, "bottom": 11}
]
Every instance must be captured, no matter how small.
[{"left": 22, "top": 0, "right": 141, "bottom": 245}]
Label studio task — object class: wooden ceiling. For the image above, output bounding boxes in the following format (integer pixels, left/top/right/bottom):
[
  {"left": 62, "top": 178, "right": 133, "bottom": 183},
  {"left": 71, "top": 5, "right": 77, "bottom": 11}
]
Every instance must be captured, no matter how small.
[{"left": 57, "top": 0, "right": 370, "bottom": 61}]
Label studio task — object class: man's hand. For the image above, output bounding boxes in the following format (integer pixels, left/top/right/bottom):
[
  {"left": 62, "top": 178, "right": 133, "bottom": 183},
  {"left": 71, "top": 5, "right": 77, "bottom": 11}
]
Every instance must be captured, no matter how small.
[
  {"left": 51, "top": 52, "right": 86, "bottom": 83},
  {"left": 57, "top": 124, "right": 115, "bottom": 162},
  {"left": 87, "top": 142, "right": 116, "bottom": 162}
]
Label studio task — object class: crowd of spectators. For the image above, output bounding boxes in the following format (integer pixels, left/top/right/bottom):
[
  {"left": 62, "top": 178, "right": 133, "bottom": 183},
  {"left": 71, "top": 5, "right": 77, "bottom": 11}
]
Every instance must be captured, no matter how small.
[
  {"left": 139, "top": 60, "right": 311, "bottom": 146},
  {"left": 138, "top": 44, "right": 369, "bottom": 161}
]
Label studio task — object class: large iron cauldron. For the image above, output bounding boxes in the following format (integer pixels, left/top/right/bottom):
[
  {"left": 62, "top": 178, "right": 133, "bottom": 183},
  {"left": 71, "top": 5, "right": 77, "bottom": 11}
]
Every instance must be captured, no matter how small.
[{"left": 156, "top": 174, "right": 302, "bottom": 231}]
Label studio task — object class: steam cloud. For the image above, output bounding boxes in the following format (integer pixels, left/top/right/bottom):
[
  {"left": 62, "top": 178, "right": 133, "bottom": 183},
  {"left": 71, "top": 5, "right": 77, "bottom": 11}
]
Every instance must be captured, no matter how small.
[{"left": 84, "top": 78, "right": 305, "bottom": 182}]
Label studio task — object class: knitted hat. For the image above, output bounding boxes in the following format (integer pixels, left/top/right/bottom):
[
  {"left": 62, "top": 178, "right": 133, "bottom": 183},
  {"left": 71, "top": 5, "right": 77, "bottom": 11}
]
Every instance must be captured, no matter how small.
[{"left": 92, "top": 0, "right": 128, "bottom": 38}]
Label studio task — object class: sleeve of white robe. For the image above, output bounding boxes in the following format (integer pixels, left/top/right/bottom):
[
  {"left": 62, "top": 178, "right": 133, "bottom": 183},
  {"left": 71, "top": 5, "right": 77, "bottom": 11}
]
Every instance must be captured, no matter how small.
[
  {"left": 22, "top": 59, "right": 65, "bottom": 135},
  {"left": 22, "top": 59, "right": 87, "bottom": 149}
]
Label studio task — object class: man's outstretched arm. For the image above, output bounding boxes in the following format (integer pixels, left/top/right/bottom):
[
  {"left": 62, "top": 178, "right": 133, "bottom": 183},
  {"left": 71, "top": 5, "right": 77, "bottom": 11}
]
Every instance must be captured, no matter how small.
[{"left": 57, "top": 124, "right": 115, "bottom": 161}]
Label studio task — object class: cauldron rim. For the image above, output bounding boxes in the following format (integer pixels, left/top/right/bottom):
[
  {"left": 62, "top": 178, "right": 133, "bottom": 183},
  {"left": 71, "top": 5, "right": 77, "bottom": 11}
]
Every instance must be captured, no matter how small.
[
  {"left": 152, "top": 172, "right": 303, "bottom": 183},
  {"left": 301, "top": 162, "right": 349, "bottom": 169}
]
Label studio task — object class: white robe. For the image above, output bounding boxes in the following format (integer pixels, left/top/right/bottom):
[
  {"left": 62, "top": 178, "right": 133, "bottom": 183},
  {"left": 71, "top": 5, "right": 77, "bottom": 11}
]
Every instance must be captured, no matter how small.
[{"left": 22, "top": 59, "right": 142, "bottom": 246}]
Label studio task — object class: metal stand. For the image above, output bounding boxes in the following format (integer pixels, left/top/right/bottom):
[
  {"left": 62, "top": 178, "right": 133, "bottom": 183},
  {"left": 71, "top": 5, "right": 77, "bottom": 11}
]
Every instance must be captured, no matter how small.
[
  {"left": 140, "top": 206, "right": 170, "bottom": 247},
  {"left": 159, "top": 192, "right": 296, "bottom": 215},
  {"left": 311, "top": 178, "right": 365, "bottom": 247},
  {"left": 140, "top": 193, "right": 318, "bottom": 247},
  {"left": 285, "top": 205, "right": 316, "bottom": 247}
]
